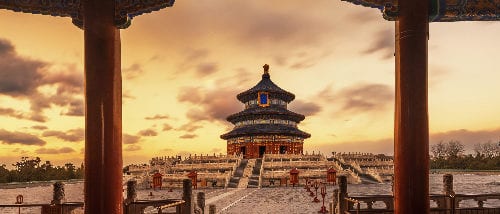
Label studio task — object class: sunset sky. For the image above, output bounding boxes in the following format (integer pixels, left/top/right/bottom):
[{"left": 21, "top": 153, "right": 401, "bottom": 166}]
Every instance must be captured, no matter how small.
[{"left": 1, "top": 0, "right": 499, "bottom": 167}]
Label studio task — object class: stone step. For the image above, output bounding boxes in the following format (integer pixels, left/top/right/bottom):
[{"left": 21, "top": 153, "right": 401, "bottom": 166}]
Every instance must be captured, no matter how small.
[{"left": 248, "top": 180, "right": 258, "bottom": 186}]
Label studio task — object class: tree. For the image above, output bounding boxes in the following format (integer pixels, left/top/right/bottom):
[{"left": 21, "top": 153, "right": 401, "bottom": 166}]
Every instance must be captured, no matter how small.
[
  {"left": 474, "top": 141, "right": 499, "bottom": 158},
  {"left": 431, "top": 141, "right": 447, "bottom": 158},
  {"left": 446, "top": 140, "right": 464, "bottom": 158}
]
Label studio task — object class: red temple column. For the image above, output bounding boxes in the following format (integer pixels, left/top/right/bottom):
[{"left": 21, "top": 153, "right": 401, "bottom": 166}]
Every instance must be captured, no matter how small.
[
  {"left": 394, "top": 0, "right": 429, "bottom": 213},
  {"left": 83, "top": 0, "right": 123, "bottom": 213}
]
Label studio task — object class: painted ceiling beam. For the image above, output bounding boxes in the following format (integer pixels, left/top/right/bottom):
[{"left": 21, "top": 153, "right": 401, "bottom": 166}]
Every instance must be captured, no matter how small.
[
  {"left": 0, "top": 0, "right": 175, "bottom": 28},
  {"left": 341, "top": 0, "right": 499, "bottom": 22}
]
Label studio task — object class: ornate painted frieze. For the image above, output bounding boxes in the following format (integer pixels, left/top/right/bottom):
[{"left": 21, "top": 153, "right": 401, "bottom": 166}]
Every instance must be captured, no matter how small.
[
  {"left": 341, "top": 0, "right": 499, "bottom": 22},
  {"left": 0, "top": 0, "right": 175, "bottom": 29}
]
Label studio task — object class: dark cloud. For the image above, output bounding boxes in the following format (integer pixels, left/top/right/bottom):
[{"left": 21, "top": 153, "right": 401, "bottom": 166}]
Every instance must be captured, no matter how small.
[
  {"left": 0, "top": 107, "right": 30, "bottom": 120},
  {"left": 138, "top": 129, "right": 158, "bottom": 137},
  {"left": 430, "top": 128, "right": 500, "bottom": 150},
  {"left": 145, "top": 114, "right": 170, "bottom": 120},
  {"left": 35, "top": 147, "right": 75, "bottom": 154},
  {"left": 123, "top": 90, "right": 136, "bottom": 100},
  {"left": 177, "top": 123, "right": 203, "bottom": 133},
  {"left": 162, "top": 124, "right": 173, "bottom": 131},
  {"left": 177, "top": 86, "right": 203, "bottom": 103},
  {"left": 124, "top": 145, "right": 141, "bottom": 151},
  {"left": 0, "top": 38, "right": 84, "bottom": 121},
  {"left": 63, "top": 99, "right": 84, "bottom": 116},
  {"left": 0, "top": 41, "right": 45, "bottom": 96},
  {"left": 31, "top": 125, "right": 48, "bottom": 130},
  {"left": 0, "top": 129, "right": 46, "bottom": 146},
  {"left": 316, "top": 85, "right": 336, "bottom": 103},
  {"left": 180, "top": 134, "right": 197, "bottom": 139},
  {"left": 288, "top": 100, "right": 322, "bottom": 116},
  {"left": 174, "top": 49, "right": 218, "bottom": 78},
  {"left": 196, "top": 62, "right": 218, "bottom": 77},
  {"left": 42, "top": 129, "right": 84, "bottom": 142},
  {"left": 12, "top": 148, "right": 29, "bottom": 154},
  {"left": 0, "top": 38, "right": 14, "bottom": 54},
  {"left": 362, "top": 28, "right": 394, "bottom": 60},
  {"left": 41, "top": 69, "right": 83, "bottom": 93},
  {"left": 123, "top": 134, "right": 141, "bottom": 144},
  {"left": 123, "top": 63, "right": 144, "bottom": 79},
  {"left": 336, "top": 83, "right": 394, "bottom": 113},
  {"left": 177, "top": 86, "right": 242, "bottom": 124}
]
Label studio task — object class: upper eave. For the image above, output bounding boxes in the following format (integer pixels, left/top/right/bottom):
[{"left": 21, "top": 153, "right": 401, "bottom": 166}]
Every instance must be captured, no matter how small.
[{"left": 236, "top": 73, "right": 295, "bottom": 103}]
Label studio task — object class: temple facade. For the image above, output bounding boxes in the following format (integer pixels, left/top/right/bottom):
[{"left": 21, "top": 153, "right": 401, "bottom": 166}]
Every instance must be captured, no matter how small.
[{"left": 221, "top": 64, "right": 311, "bottom": 159}]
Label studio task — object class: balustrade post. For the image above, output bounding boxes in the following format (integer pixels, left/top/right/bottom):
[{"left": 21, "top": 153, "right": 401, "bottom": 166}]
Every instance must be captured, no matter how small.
[
  {"left": 52, "top": 182, "right": 65, "bottom": 204},
  {"left": 208, "top": 205, "right": 216, "bottom": 214},
  {"left": 337, "top": 176, "right": 348, "bottom": 214},
  {"left": 443, "top": 174, "right": 456, "bottom": 212},
  {"left": 124, "top": 180, "right": 138, "bottom": 214},
  {"left": 197, "top": 192, "right": 205, "bottom": 214},
  {"left": 182, "top": 179, "right": 193, "bottom": 214}
]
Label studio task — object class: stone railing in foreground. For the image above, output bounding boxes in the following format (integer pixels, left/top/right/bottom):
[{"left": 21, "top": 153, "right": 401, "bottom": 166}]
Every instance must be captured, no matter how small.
[
  {"left": 0, "top": 180, "right": 189, "bottom": 214},
  {"left": 334, "top": 174, "right": 500, "bottom": 214}
]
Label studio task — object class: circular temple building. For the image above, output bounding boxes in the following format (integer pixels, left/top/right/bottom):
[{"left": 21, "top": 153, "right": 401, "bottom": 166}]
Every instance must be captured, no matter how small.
[{"left": 221, "top": 64, "right": 311, "bottom": 159}]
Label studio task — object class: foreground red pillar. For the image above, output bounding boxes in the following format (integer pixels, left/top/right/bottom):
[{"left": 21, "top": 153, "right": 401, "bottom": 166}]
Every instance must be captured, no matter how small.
[
  {"left": 84, "top": 0, "right": 123, "bottom": 213},
  {"left": 394, "top": 0, "right": 429, "bottom": 213}
]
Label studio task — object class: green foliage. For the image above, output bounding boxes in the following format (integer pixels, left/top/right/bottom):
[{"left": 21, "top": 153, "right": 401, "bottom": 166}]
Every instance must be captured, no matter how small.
[
  {"left": 430, "top": 141, "right": 500, "bottom": 170},
  {"left": 0, "top": 157, "right": 84, "bottom": 183}
]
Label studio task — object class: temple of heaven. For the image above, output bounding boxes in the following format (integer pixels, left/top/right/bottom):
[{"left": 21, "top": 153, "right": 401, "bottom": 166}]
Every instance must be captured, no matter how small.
[{"left": 221, "top": 64, "right": 311, "bottom": 159}]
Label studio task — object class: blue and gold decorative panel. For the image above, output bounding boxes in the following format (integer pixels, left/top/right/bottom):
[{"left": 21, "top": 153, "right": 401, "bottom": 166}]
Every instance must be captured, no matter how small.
[
  {"left": 258, "top": 92, "right": 270, "bottom": 107},
  {"left": 0, "top": 0, "right": 175, "bottom": 29},
  {"left": 341, "top": 0, "right": 499, "bottom": 22}
]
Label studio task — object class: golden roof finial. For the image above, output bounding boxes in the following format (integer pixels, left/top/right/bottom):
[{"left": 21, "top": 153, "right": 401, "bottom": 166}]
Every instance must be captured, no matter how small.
[{"left": 263, "top": 64, "right": 269, "bottom": 74}]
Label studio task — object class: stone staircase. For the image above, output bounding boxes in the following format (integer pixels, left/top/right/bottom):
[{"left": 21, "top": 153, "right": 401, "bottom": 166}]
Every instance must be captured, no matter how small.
[
  {"left": 332, "top": 157, "right": 379, "bottom": 183},
  {"left": 228, "top": 159, "right": 248, "bottom": 188},
  {"left": 247, "top": 158, "right": 262, "bottom": 188}
]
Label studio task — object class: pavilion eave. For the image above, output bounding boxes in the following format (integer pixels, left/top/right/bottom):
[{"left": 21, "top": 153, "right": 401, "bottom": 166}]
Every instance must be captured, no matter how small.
[
  {"left": 0, "top": 0, "right": 176, "bottom": 29},
  {"left": 341, "top": 0, "right": 500, "bottom": 22}
]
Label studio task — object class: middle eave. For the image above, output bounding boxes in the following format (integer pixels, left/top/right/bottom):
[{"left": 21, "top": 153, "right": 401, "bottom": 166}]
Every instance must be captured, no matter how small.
[{"left": 227, "top": 106, "right": 305, "bottom": 124}]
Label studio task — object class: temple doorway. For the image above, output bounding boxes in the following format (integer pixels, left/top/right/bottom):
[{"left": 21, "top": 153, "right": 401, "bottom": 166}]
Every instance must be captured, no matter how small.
[
  {"left": 240, "top": 146, "right": 246, "bottom": 157},
  {"left": 259, "top": 146, "right": 266, "bottom": 157},
  {"left": 279, "top": 146, "right": 287, "bottom": 154}
]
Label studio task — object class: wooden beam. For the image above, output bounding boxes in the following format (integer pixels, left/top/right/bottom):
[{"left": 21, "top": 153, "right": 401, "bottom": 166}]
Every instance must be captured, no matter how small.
[
  {"left": 394, "top": 0, "right": 429, "bottom": 213},
  {"left": 83, "top": 0, "right": 123, "bottom": 213}
]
